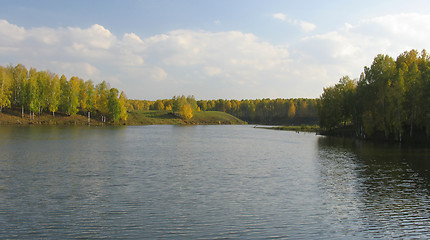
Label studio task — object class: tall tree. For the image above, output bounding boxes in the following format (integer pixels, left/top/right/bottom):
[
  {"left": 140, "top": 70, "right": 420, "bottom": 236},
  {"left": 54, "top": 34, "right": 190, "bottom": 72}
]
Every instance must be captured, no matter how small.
[
  {"left": 359, "top": 54, "right": 396, "bottom": 138},
  {"left": 288, "top": 99, "right": 296, "bottom": 119},
  {"left": 0, "top": 66, "right": 12, "bottom": 112},
  {"left": 107, "top": 88, "right": 121, "bottom": 123},
  {"left": 119, "top": 91, "right": 128, "bottom": 121},
  {"left": 84, "top": 80, "right": 96, "bottom": 123},
  {"left": 48, "top": 74, "right": 61, "bottom": 118},
  {"left": 59, "top": 74, "right": 69, "bottom": 113},
  {"left": 67, "top": 76, "right": 80, "bottom": 115},
  {"left": 10, "top": 64, "right": 28, "bottom": 117},
  {"left": 27, "top": 68, "right": 39, "bottom": 119},
  {"left": 96, "top": 81, "right": 110, "bottom": 122}
]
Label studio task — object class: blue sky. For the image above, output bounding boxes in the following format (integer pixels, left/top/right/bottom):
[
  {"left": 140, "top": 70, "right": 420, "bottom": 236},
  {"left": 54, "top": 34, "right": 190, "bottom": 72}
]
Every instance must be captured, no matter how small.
[{"left": 1, "top": 0, "right": 430, "bottom": 100}]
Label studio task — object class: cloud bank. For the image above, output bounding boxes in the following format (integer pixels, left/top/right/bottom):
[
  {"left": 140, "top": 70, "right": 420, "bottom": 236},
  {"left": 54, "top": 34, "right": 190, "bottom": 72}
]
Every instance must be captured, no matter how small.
[{"left": 1, "top": 13, "right": 430, "bottom": 100}]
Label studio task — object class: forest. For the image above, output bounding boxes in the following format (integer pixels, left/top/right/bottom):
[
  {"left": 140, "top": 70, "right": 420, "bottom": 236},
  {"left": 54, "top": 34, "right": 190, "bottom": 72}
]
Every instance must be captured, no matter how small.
[
  {"left": 0, "top": 64, "right": 128, "bottom": 123},
  {"left": 318, "top": 49, "right": 430, "bottom": 142},
  {"left": 127, "top": 97, "right": 318, "bottom": 125},
  {"left": 0, "top": 64, "right": 319, "bottom": 125}
]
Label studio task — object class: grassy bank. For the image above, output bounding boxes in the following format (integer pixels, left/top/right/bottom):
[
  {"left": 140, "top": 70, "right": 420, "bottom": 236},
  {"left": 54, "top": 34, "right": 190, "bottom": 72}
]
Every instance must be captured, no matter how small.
[
  {"left": 0, "top": 109, "right": 246, "bottom": 126},
  {"left": 127, "top": 110, "right": 246, "bottom": 125},
  {"left": 0, "top": 109, "right": 105, "bottom": 126}
]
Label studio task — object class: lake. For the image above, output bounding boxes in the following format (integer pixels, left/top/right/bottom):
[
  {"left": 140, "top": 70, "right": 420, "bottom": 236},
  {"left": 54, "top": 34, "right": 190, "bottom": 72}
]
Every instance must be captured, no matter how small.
[{"left": 1, "top": 125, "right": 430, "bottom": 239}]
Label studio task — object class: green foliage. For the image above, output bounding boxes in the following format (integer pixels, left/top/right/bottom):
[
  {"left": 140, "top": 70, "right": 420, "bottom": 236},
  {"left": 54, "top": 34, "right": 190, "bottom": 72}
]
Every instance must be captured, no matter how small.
[
  {"left": 96, "top": 81, "right": 109, "bottom": 113},
  {"left": 119, "top": 91, "right": 128, "bottom": 121},
  {"left": 172, "top": 95, "right": 196, "bottom": 119},
  {"left": 126, "top": 97, "right": 318, "bottom": 125},
  {"left": 319, "top": 49, "right": 430, "bottom": 142},
  {"left": 126, "top": 110, "right": 245, "bottom": 125},
  {"left": 198, "top": 98, "right": 317, "bottom": 125},
  {"left": 84, "top": 80, "right": 96, "bottom": 113},
  {"left": 0, "top": 64, "right": 127, "bottom": 123},
  {"left": 27, "top": 68, "right": 39, "bottom": 115},
  {"left": 108, "top": 88, "right": 121, "bottom": 123},
  {"left": 318, "top": 76, "right": 356, "bottom": 130},
  {"left": 48, "top": 74, "right": 61, "bottom": 116},
  {"left": 67, "top": 76, "right": 81, "bottom": 115},
  {"left": 0, "top": 66, "right": 12, "bottom": 111}
]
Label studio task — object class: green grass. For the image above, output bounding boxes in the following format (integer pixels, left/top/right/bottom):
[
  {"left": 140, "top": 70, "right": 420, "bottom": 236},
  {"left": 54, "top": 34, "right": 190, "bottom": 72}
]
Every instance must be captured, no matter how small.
[
  {"left": 263, "top": 125, "right": 320, "bottom": 132},
  {"left": 127, "top": 110, "right": 246, "bottom": 125},
  {"left": 191, "top": 111, "right": 246, "bottom": 124}
]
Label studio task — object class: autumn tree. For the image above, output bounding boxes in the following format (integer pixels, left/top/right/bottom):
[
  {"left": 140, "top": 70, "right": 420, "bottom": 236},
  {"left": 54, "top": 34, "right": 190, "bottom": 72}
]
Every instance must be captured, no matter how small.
[
  {"left": 66, "top": 76, "right": 81, "bottom": 115},
  {"left": 96, "top": 81, "right": 110, "bottom": 122},
  {"left": 48, "top": 74, "right": 61, "bottom": 117},
  {"left": 84, "top": 80, "right": 96, "bottom": 122},
  {"left": 0, "top": 66, "right": 12, "bottom": 112},
  {"left": 119, "top": 91, "right": 128, "bottom": 121},
  {"left": 59, "top": 74, "right": 68, "bottom": 113},
  {"left": 287, "top": 99, "right": 296, "bottom": 119},
  {"left": 172, "top": 95, "right": 195, "bottom": 119},
  {"left": 27, "top": 68, "right": 39, "bottom": 119}
]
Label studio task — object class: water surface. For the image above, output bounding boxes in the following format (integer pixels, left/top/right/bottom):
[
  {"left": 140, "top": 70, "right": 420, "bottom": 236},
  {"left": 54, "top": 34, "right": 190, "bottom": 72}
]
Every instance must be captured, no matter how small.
[{"left": 0, "top": 125, "right": 429, "bottom": 239}]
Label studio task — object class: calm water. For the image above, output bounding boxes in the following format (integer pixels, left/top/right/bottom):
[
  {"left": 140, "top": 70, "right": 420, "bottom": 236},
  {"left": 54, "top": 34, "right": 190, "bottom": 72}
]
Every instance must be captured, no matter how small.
[{"left": 0, "top": 125, "right": 430, "bottom": 239}]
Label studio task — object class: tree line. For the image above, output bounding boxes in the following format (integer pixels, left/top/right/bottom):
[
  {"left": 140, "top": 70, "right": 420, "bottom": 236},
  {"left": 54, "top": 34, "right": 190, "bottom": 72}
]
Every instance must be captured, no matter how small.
[
  {"left": 318, "top": 49, "right": 430, "bottom": 142},
  {"left": 0, "top": 64, "right": 128, "bottom": 123},
  {"left": 0, "top": 64, "right": 319, "bottom": 125},
  {"left": 127, "top": 97, "right": 318, "bottom": 125}
]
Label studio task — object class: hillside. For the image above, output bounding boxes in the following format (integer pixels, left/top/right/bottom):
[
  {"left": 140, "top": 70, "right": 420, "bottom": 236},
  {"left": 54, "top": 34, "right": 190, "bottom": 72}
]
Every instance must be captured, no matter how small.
[{"left": 127, "top": 110, "right": 246, "bottom": 125}]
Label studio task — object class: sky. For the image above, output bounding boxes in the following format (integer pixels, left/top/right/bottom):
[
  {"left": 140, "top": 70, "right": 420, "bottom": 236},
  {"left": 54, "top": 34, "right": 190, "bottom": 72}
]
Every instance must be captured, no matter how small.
[{"left": 1, "top": 0, "right": 430, "bottom": 100}]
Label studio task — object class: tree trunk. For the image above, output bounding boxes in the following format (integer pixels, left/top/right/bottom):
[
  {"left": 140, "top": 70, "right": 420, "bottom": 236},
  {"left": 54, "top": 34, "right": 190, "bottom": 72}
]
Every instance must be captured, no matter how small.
[
  {"left": 410, "top": 123, "right": 413, "bottom": 137},
  {"left": 397, "top": 106, "right": 401, "bottom": 142},
  {"left": 21, "top": 106, "right": 24, "bottom": 118}
]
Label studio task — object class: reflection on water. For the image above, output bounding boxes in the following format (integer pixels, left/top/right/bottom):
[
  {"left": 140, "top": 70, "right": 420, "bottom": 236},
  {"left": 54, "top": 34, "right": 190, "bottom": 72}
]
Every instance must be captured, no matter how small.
[
  {"left": 0, "top": 126, "right": 430, "bottom": 239},
  {"left": 318, "top": 136, "right": 430, "bottom": 238}
]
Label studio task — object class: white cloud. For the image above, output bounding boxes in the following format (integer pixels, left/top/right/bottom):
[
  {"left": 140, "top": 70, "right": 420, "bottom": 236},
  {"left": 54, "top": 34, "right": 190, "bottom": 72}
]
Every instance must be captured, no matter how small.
[
  {"left": 292, "top": 13, "right": 430, "bottom": 92},
  {"left": 299, "top": 21, "right": 316, "bottom": 32},
  {"left": 204, "top": 66, "right": 222, "bottom": 76},
  {"left": 1, "top": 13, "right": 430, "bottom": 100},
  {"left": 273, "top": 13, "right": 286, "bottom": 21},
  {"left": 0, "top": 19, "right": 259, "bottom": 99},
  {"left": 0, "top": 19, "right": 26, "bottom": 43},
  {"left": 273, "top": 13, "right": 316, "bottom": 32},
  {"left": 150, "top": 67, "right": 168, "bottom": 81},
  {"left": 68, "top": 24, "right": 116, "bottom": 49}
]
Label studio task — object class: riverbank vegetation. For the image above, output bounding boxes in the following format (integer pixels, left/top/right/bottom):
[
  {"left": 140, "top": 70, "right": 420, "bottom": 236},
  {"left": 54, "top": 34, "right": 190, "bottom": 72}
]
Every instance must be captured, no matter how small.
[
  {"left": 0, "top": 64, "right": 318, "bottom": 126},
  {"left": 0, "top": 64, "right": 127, "bottom": 123},
  {"left": 127, "top": 98, "right": 318, "bottom": 125},
  {"left": 266, "top": 125, "right": 319, "bottom": 132},
  {"left": 127, "top": 110, "right": 245, "bottom": 125},
  {"left": 318, "top": 49, "right": 430, "bottom": 143}
]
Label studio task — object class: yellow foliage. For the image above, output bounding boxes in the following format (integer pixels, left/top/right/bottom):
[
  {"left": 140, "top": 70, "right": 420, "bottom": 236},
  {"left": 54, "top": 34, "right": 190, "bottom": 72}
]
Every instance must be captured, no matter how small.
[
  {"left": 179, "top": 103, "right": 193, "bottom": 119},
  {"left": 288, "top": 101, "right": 296, "bottom": 118}
]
